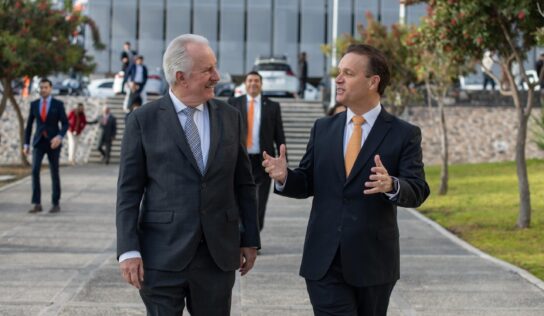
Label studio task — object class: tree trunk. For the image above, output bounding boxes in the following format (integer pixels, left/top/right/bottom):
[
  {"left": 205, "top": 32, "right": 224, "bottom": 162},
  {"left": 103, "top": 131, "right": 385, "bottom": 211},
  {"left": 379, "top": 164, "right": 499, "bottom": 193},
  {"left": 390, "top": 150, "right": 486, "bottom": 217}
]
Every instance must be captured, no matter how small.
[
  {"left": 0, "top": 79, "right": 9, "bottom": 118},
  {"left": 515, "top": 99, "right": 531, "bottom": 228},
  {"left": 438, "top": 96, "right": 448, "bottom": 195},
  {"left": 5, "top": 84, "right": 30, "bottom": 166}
]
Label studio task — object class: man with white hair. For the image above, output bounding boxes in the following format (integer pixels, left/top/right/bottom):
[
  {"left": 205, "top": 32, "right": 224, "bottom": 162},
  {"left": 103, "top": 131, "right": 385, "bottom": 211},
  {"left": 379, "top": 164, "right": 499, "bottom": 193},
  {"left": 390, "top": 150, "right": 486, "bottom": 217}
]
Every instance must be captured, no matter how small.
[{"left": 116, "top": 34, "right": 260, "bottom": 316}]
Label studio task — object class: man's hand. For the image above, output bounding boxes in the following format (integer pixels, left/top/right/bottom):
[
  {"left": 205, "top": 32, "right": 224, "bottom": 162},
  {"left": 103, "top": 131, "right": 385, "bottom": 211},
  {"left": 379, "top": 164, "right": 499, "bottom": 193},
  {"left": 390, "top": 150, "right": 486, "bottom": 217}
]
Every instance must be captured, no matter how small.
[
  {"left": 120, "top": 258, "right": 144, "bottom": 289},
  {"left": 239, "top": 247, "right": 257, "bottom": 276},
  {"left": 364, "top": 155, "right": 393, "bottom": 194},
  {"left": 23, "top": 147, "right": 29, "bottom": 156},
  {"left": 50, "top": 136, "right": 62, "bottom": 149},
  {"left": 262, "top": 144, "right": 287, "bottom": 185}
]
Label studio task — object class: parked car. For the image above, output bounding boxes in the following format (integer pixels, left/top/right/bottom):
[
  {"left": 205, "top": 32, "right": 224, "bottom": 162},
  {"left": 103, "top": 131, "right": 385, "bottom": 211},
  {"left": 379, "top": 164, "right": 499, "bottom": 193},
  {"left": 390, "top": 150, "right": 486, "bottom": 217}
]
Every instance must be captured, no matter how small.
[
  {"left": 234, "top": 82, "right": 319, "bottom": 101},
  {"left": 113, "top": 67, "right": 165, "bottom": 95},
  {"left": 87, "top": 78, "right": 116, "bottom": 98},
  {"left": 251, "top": 55, "right": 299, "bottom": 98}
]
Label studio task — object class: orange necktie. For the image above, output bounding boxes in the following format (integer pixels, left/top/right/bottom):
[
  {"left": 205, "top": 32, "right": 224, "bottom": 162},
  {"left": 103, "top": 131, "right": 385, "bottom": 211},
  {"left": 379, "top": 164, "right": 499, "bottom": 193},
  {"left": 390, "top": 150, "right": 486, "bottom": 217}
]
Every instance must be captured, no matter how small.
[
  {"left": 40, "top": 99, "right": 47, "bottom": 122},
  {"left": 345, "top": 115, "right": 365, "bottom": 176},
  {"left": 246, "top": 97, "right": 254, "bottom": 148}
]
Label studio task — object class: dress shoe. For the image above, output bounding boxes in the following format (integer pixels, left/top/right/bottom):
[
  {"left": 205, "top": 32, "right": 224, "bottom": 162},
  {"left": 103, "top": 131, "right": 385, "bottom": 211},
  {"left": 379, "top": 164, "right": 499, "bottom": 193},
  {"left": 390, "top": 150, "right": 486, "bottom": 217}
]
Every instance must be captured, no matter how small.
[
  {"left": 28, "top": 204, "right": 43, "bottom": 213},
  {"left": 49, "top": 205, "right": 61, "bottom": 213}
]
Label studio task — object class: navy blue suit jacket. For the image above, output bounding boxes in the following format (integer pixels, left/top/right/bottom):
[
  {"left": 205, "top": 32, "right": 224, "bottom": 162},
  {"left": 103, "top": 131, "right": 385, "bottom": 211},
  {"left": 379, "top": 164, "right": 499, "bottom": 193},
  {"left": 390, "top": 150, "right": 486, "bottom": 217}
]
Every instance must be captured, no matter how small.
[
  {"left": 25, "top": 98, "right": 68, "bottom": 147},
  {"left": 276, "top": 107, "right": 430, "bottom": 287},
  {"left": 125, "top": 63, "right": 148, "bottom": 87}
]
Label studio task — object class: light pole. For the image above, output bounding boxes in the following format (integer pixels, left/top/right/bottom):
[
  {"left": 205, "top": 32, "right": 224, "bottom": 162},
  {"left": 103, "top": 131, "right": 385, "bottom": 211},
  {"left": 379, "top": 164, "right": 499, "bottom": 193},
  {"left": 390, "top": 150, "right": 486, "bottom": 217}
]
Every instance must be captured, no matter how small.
[{"left": 329, "top": 0, "right": 338, "bottom": 110}]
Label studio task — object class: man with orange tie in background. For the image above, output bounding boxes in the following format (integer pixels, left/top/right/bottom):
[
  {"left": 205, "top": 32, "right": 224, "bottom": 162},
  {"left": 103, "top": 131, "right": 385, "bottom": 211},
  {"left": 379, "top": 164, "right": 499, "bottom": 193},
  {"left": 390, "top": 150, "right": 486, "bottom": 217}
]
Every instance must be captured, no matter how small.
[
  {"left": 228, "top": 71, "right": 286, "bottom": 231},
  {"left": 24, "top": 78, "right": 68, "bottom": 214},
  {"left": 262, "top": 44, "right": 429, "bottom": 315}
]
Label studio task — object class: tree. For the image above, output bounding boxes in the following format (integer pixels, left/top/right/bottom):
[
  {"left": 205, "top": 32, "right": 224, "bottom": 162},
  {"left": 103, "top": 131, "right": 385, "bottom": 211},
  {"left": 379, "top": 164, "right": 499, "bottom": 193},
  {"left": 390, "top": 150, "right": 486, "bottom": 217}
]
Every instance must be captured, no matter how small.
[
  {"left": 322, "top": 12, "right": 421, "bottom": 116},
  {"left": 408, "top": 0, "right": 544, "bottom": 228},
  {"left": 408, "top": 9, "right": 474, "bottom": 195},
  {"left": 0, "top": 0, "right": 104, "bottom": 165}
]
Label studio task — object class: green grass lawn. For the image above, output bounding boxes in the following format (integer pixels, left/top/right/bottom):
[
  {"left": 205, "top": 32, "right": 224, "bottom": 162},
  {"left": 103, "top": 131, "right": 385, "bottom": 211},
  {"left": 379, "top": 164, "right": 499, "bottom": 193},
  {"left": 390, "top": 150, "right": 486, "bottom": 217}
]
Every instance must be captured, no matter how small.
[{"left": 419, "top": 159, "right": 544, "bottom": 281}]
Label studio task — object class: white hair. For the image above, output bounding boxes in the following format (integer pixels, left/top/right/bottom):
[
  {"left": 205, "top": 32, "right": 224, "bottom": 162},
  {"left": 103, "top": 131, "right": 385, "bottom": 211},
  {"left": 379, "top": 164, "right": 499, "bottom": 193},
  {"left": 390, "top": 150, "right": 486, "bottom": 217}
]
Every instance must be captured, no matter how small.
[{"left": 163, "top": 34, "right": 209, "bottom": 86}]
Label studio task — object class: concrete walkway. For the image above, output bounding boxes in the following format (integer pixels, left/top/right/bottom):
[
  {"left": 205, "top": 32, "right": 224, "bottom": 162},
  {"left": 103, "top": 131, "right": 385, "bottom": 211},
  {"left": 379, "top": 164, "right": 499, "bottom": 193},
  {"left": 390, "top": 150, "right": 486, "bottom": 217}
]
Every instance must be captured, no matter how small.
[{"left": 0, "top": 164, "right": 543, "bottom": 315}]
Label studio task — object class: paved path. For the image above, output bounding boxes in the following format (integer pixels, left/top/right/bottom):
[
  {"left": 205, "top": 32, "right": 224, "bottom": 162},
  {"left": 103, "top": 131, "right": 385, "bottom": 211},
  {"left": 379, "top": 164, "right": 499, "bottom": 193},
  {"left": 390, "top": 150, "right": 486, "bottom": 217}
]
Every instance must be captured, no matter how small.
[{"left": 0, "top": 165, "right": 543, "bottom": 315}]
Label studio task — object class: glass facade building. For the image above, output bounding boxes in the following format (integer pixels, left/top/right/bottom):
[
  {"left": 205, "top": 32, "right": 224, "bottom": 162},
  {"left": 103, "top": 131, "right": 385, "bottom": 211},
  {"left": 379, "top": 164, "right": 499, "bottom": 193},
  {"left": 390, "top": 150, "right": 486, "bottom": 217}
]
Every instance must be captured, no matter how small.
[{"left": 85, "top": 0, "right": 427, "bottom": 77}]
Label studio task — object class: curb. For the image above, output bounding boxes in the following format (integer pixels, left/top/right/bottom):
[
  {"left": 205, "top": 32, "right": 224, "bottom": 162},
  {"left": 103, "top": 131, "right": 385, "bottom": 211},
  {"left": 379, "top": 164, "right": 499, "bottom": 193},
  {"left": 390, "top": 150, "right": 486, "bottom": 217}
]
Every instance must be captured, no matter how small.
[{"left": 405, "top": 207, "right": 544, "bottom": 291}]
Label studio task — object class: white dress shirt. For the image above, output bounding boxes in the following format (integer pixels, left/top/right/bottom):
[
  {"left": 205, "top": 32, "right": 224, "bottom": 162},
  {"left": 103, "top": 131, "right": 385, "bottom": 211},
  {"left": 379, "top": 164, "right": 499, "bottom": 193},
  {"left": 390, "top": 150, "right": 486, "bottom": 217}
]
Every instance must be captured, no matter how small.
[{"left": 246, "top": 94, "right": 262, "bottom": 154}]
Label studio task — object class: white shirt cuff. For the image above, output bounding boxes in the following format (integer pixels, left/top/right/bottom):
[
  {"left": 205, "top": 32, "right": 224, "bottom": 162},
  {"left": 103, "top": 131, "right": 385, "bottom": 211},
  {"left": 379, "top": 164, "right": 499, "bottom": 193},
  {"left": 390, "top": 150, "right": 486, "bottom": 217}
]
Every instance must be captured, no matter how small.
[
  {"left": 119, "top": 251, "right": 141, "bottom": 263},
  {"left": 274, "top": 173, "right": 288, "bottom": 192}
]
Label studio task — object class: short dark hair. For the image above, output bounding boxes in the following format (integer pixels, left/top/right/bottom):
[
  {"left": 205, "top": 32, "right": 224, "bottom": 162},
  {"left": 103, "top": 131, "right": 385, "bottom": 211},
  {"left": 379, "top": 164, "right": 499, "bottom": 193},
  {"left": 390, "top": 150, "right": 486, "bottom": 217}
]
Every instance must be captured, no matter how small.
[
  {"left": 345, "top": 44, "right": 390, "bottom": 96},
  {"left": 77, "top": 103, "right": 84, "bottom": 107},
  {"left": 39, "top": 78, "right": 52, "bottom": 87},
  {"left": 245, "top": 71, "right": 262, "bottom": 82},
  {"left": 124, "top": 41, "right": 131, "bottom": 46}
]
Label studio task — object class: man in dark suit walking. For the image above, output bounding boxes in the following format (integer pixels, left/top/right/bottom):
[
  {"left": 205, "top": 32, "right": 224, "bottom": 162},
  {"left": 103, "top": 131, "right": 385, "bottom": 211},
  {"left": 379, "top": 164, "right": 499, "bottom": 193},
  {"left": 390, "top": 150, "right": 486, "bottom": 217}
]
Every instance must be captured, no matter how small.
[
  {"left": 24, "top": 78, "right": 68, "bottom": 214},
  {"left": 263, "top": 44, "right": 430, "bottom": 316},
  {"left": 228, "top": 71, "right": 286, "bottom": 231},
  {"left": 116, "top": 34, "right": 260, "bottom": 316},
  {"left": 89, "top": 106, "right": 117, "bottom": 165}
]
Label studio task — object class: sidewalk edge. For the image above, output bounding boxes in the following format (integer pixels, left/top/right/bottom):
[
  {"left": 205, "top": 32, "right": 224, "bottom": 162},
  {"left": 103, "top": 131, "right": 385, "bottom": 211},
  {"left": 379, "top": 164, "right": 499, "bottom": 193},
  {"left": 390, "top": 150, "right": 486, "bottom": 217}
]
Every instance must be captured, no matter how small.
[
  {"left": 404, "top": 207, "right": 544, "bottom": 291},
  {"left": 0, "top": 175, "right": 31, "bottom": 193}
]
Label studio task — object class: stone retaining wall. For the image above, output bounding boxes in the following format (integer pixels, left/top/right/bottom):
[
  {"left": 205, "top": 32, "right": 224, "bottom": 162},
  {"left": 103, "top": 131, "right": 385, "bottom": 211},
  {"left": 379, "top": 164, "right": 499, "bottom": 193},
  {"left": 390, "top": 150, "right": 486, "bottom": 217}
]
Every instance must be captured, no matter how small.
[
  {"left": 406, "top": 106, "right": 544, "bottom": 165},
  {"left": 0, "top": 96, "right": 106, "bottom": 165}
]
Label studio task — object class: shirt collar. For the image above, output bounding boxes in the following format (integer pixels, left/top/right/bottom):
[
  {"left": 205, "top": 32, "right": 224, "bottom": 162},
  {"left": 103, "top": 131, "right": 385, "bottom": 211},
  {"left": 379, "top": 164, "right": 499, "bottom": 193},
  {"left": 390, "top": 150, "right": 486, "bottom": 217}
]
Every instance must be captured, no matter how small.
[
  {"left": 246, "top": 94, "right": 261, "bottom": 103},
  {"left": 345, "top": 103, "right": 381, "bottom": 128},
  {"left": 169, "top": 89, "right": 204, "bottom": 113},
  {"left": 42, "top": 95, "right": 52, "bottom": 103}
]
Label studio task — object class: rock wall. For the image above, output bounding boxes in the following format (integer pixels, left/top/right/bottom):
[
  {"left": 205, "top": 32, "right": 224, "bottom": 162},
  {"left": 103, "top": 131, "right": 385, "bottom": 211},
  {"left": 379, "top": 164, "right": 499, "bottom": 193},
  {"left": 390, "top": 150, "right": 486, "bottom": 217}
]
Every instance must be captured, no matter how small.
[
  {"left": 406, "top": 106, "right": 544, "bottom": 165},
  {"left": 0, "top": 96, "right": 106, "bottom": 165}
]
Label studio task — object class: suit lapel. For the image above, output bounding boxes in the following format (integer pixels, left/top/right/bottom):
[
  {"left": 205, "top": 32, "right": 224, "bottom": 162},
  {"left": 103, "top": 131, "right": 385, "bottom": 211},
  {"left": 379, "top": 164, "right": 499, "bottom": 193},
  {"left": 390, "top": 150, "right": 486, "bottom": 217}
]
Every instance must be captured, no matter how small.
[
  {"left": 158, "top": 96, "right": 202, "bottom": 175},
  {"left": 345, "top": 107, "right": 392, "bottom": 185},
  {"left": 333, "top": 112, "right": 347, "bottom": 182},
  {"left": 204, "top": 99, "right": 220, "bottom": 175}
]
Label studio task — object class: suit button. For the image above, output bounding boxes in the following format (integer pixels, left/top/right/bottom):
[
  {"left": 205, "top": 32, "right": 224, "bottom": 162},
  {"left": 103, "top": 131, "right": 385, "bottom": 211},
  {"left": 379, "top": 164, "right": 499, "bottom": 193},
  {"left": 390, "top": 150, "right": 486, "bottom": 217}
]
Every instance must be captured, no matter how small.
[
  {"left": 337, "top": 226, "right": 342, "bottom": 232},
  {"left": 343, "top": 198, "right": 349, "bottom": 205},
  {"left": 201, "top": 183, "right": 207, "bottom": 189}
]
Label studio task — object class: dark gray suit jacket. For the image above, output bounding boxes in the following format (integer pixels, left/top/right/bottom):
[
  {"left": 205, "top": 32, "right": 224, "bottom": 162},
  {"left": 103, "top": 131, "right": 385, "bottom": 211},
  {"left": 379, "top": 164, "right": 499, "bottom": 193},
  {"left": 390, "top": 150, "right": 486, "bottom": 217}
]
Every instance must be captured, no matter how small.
[{"left": 116, "top": 96, "right": 260, "bottom": 272}]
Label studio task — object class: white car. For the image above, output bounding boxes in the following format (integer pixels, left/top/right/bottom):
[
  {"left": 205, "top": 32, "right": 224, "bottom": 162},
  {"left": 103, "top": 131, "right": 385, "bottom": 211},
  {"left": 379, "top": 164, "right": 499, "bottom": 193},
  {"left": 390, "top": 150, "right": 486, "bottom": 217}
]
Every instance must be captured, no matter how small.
[
  {"left": 88, "top": 78, "right": 115, "bottom": 98},
  {"left": 235, "top": 82, "right": 319, "bottom": 101},
  {"left": 252, "top": 56, "right": 299, "bottom": 98}
]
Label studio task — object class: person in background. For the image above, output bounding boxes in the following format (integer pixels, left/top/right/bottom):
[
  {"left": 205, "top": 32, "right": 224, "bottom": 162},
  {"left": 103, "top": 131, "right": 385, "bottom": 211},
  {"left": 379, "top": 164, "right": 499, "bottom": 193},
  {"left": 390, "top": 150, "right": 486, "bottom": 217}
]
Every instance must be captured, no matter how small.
[
  {"left": 535, "top": 53, "right": 544, "bottom": 89},
  {"left": 67, "top": 103, "right": 87, "bottom": 165},
  {"left": 327, "top": 102, "right": 346, "bottom": 116},
  {"left": 24, "top": 78, "right": 69, "bottom": 214},
  {"left": 228, "top": 71, "right": 286, "bottom": 232},
  {"left": 121, "top": 41, "right": 137, "bottom": 94},
  {"left": 88, "top": 106, "right": 117, "bottom": 165},
  {"left": 298, "top": 52, "right": 308, "bottom": 99},
  {"left": 481, "top": 51, "right": 495, "bottom": 91}
]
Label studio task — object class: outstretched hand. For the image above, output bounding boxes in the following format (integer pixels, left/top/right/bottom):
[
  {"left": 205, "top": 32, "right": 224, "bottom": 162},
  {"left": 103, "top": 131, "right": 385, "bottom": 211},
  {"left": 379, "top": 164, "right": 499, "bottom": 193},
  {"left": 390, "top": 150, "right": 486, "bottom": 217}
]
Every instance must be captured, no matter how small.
[
  {"left": 364, "top": 154, "right": 393, "bottom": 194},
  {"left": 262, "top": 144, "right": 287, "bottom": 185}
]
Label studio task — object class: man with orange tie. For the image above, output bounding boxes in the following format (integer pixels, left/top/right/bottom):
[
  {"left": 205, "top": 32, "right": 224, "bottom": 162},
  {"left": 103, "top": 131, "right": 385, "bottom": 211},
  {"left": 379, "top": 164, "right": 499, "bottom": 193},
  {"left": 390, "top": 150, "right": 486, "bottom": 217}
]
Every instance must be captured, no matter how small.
[
  {"left": 228, "top": 71, "right": 286, "bottom": 231},
  {"left": 262, "top": 44, "right": 429, "bottom": 315},
  {"left": 24, "top": 78, "right": 69, "bottom": 214}
]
